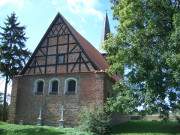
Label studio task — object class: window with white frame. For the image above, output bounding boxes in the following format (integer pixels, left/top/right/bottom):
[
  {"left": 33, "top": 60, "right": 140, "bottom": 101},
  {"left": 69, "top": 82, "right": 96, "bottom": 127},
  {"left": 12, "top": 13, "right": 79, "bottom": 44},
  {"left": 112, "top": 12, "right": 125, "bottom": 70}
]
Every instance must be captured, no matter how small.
[
  {"left": 49, "top": 78, "right": 59, "bottom": 94},
  {"left": 34, "top": 79, "right": 44, "bottom": 95},
  {"left": 64, "top": 78, "right": 77, "bottom": 94}
]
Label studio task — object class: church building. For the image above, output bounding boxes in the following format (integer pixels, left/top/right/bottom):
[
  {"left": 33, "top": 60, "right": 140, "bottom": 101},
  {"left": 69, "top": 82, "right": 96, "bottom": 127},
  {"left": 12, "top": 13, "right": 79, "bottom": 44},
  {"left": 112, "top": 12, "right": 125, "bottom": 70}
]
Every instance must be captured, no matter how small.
[{"left": 9, "top": 12, "right": 113, "bottom": 126}]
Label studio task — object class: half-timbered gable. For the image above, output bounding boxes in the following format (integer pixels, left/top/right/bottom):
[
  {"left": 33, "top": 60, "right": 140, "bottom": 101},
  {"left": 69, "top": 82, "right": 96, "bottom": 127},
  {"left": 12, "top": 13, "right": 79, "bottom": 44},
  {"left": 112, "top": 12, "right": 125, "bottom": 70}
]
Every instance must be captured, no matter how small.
[{"left": 21, "top": 13, "right": 108, "bottom": 75}]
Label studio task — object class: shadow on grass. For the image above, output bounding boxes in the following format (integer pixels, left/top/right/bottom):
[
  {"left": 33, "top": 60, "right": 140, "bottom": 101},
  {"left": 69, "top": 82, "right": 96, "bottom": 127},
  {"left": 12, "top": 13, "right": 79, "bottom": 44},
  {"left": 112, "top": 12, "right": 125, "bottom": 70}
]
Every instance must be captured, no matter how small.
[
  {"left": 0, "top": 127, "right": 65, "bottom": 135},
  {"left": 111, "top": 121, "right": 180, "bottom": 134},
  {"left": 0, "top": 129, "right": 6, "bottom": 135}
]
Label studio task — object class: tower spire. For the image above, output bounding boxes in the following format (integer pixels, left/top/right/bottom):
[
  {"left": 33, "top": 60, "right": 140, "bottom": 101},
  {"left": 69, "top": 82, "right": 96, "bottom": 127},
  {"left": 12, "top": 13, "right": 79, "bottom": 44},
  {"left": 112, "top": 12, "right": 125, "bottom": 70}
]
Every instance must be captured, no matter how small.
[{"left": 103, "top": 11, "right": 110, "bottom": 41}]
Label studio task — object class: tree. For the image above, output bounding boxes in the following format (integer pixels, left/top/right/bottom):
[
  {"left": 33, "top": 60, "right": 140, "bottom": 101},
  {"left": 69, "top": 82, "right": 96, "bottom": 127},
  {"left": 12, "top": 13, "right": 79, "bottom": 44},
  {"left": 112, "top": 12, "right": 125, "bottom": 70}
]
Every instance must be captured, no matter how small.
[
  {"left": 168, "top": 12, "right": 180, "bottom": 120},
  {"left": 0, "top": 92, "right": 8, "bottom": 120},
  {"left": 0, "top": 92, "right": 3, "bottom": 120},
  {"left": 104, "top": 0, "right": 180, "bottom": 119},
  {"left": 0, "top": 13, "right": 31, "bottom": 121}
]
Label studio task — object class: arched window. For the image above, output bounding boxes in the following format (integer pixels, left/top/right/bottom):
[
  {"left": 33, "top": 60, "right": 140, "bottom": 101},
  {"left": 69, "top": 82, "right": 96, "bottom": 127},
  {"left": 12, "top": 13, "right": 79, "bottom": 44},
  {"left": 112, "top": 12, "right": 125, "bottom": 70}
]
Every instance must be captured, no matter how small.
[
  {"left": 35, "top": 79, "right": 44, "bottom": 95},
  {"left": 64, "top": 78, "right": 77, "bottom": 94},
  {"left": 49, "top": 79, "right": 59, "bottom": 94},
  {"left": 68, "top": 80, "right": 76, "bottom": 92}
]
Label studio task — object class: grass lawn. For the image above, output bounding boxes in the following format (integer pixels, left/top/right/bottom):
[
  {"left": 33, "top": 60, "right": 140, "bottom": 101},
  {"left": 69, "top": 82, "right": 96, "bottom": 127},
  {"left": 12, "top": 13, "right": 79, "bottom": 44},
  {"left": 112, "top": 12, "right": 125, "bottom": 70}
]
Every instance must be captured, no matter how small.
[
  {"left": 0, "top": 121, "right": 180, "bottom": 135},
  {"left": 0, "top": 122, "right": 89, "bottom": 135},
  {"left": 112, "top": 121, "right": 180, "bottom": 135}
]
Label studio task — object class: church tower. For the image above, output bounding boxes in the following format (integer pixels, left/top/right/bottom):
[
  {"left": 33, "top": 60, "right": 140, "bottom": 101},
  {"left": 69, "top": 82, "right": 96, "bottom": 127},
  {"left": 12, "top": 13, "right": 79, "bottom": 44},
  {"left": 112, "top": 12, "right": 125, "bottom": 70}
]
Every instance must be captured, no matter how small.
[
  {"left": 103, "top": 12, "right": 110, "bottom": 41},
  {"left": 101, "top": 12, "right": 111, "bottom": 58}
]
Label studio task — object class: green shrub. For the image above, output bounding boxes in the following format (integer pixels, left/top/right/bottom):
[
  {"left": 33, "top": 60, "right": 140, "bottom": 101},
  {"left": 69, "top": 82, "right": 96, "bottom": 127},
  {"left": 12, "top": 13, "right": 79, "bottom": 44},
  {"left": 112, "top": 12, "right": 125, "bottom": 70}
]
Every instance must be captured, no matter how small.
[{"left": 79, "top": 106, "right": 111, "bottom": 135}]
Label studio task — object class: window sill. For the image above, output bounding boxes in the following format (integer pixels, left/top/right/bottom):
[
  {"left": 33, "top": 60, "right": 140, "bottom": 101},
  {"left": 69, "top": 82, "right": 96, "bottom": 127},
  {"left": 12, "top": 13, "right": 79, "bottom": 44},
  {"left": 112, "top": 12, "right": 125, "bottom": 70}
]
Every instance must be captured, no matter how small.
[
  {"left": 49, "top": 92, "right": 58, "bottom": 95},
  {"left": 35, "top": 92, "right": 43, "bottom": 95},
  {"left": 65, "top": 92, "right": 75, "bottom": 95}
]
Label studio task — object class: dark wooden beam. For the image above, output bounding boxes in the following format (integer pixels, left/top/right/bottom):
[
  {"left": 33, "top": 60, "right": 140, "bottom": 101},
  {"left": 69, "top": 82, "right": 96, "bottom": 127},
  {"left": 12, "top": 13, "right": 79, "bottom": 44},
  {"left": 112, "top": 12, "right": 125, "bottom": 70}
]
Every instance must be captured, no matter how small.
[
  {"left": 81, "top": 55, "right": 90, "bottom": 71},
  {"left": 57, "top": 24, "right": 63, "bottom": 35},
  {"left": 51, "top": 24, "right": 57, "bottom": 36},
  {"left": 40, "top": 42, "right": 76, "bottom": 48},
  {"left": 34, "top": 57, "right": 36, "bottom": 74},
  {"left": 69, "top": 44, "right": 78, "bottom": 53},
  {"left": 61, "top": 26, "right": 67, "bottom": 35},
  {"left": 35, "top": 51, "right": 81, "bottom": 58},
  {"left": 47, "top": 33, "right": 69, "bottom": 38},
  {"left": 66, "top": 34, "right": 69, "bottom": 73},
  {"left": 39, "top": 48, "right": 46, "bottom": 56},
  {"left": 71, "top": 55, "right": 80, "bottom": 72},
  {"left": 27, "top": 68, "right": 31, "bottom": 74},
  {"left": 45, "top": 37, "right": 49, "bottom": 74},
  {"left": 55, "top": 35, "right": 58, "bottom": 73},
  {"left": 36, "top": 60, "right": 43, "bottom": 74},
  {"left": 79, "top": 52, "right": 81, "bottom": 72},
  {"left": 30, "top": 61, "right": 90, "bottom": 68}
]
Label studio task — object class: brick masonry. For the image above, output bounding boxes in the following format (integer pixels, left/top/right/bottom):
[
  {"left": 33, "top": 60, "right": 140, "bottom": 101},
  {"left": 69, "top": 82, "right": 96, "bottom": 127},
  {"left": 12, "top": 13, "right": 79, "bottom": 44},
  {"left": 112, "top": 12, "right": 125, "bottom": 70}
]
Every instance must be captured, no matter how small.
[{"left": 9, "top": 72, "right": 112, "bottom": 126}]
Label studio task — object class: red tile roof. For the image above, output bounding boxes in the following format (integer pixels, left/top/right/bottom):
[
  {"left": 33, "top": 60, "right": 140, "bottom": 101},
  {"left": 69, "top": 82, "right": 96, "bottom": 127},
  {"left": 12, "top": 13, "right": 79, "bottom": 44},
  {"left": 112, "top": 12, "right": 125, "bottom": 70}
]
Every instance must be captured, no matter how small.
[{"left": 60, "top": 13, "right": 109, "bottom": 70}]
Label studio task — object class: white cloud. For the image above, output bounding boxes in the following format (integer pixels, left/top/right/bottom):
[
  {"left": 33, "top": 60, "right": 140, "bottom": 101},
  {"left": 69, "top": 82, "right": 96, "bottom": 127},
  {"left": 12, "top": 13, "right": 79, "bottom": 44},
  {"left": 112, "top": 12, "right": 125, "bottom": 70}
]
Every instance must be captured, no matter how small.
[
  {"left": 67, "top": 0, "right": 96, "bottom": 10},
  {"left": 51, "top": 0, "right": 103, "bottom": 20},
  {"left": 67, "top": 0, "right": 103, "bottom": 20},
  {"left": 84, "top": 7, "right": 103, "bottom": 19},
  {"left": 0, "top": 0, "right": 26, "bottom": 9}
]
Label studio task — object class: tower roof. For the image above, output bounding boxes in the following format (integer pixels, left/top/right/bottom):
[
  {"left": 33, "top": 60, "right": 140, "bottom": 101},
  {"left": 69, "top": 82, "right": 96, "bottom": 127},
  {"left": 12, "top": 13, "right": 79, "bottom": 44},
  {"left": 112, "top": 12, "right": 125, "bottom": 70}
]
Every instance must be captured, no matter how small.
[{"left": 103, "top": 12, "right": 110, "bottom": 41}]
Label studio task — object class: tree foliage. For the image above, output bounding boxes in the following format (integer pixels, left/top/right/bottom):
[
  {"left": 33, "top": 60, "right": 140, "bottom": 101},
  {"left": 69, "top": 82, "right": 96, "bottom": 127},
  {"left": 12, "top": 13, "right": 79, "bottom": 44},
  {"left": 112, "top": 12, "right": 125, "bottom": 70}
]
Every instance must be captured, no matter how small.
[
  {"left": 0, "top": 13, "right": 31, "bottom": 121},
  {"left": 104, "top": 0, "right": 180, "bottom": 118},
  {"left": 0, "top": 13, "right": 31, "bottom": 78}
]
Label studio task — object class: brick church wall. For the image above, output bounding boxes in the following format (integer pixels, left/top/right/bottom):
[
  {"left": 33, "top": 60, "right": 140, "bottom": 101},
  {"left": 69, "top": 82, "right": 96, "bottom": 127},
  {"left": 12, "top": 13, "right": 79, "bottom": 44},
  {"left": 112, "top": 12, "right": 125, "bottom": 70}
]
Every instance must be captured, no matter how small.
[
  {"left": 8, "top": 77, "right": 19, "bottom": 123},
  {"left": 9, "top": 72, "right": 112, "bottom": 126}
]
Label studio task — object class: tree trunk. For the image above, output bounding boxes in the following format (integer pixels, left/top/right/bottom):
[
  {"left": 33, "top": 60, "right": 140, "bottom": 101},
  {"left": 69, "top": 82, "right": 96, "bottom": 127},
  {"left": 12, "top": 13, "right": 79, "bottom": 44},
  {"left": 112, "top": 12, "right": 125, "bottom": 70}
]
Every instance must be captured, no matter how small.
[{"left": 3, "top": 75, "right": 8, "bottom": 121}]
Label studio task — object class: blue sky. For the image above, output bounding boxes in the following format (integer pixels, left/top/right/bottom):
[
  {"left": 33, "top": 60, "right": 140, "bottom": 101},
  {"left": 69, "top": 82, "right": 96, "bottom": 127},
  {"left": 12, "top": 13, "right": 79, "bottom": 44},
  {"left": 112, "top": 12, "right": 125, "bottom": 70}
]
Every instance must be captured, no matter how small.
[{"left": 0, "top": 0, "right": 117, "bottom": 94}]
